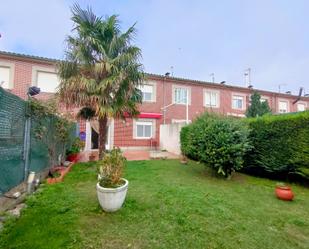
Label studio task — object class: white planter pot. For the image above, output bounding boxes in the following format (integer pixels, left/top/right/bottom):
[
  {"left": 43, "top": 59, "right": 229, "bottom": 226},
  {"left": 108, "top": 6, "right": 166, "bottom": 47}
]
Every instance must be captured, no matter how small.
[{"left": 96, "top": 178, "right": 129, "bottom": 212}]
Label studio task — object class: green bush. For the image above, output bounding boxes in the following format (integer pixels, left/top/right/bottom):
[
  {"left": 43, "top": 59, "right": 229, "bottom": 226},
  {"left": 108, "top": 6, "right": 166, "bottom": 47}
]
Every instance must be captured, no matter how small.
[
  {"left": 98, "top": 148, "right": 126, "bottom": 188},
  {"left": 180, "top": 113, "right": 251, "bottom": 178},
  {"left": 243, "top": 111, "right": 309, "bottom": 181}
]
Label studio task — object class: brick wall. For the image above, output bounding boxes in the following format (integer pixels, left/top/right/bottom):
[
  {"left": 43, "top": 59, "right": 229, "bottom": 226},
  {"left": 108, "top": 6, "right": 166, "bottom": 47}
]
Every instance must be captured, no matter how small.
[
  {"left": 0, "top": 56, "right": 55, "bottom": 99},
  {"left": 1, "top": 52, "right": 309, "bottom": 150}
]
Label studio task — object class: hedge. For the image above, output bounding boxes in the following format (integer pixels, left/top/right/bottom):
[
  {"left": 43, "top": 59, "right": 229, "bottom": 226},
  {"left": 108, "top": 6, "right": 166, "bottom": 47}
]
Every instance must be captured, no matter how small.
[
  {"left": 243, "top": 111, "right": 309, "bottom": 181},
  {"left": 180, "top": 113, "right": 251, "bottom": 177}
]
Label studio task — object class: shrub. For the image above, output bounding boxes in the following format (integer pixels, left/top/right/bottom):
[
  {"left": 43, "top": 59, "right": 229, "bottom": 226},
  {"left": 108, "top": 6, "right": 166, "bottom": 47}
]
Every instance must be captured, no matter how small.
[
  {"left": 243, "top": 111, "right": 309, "bottom": 181},
  {"left": 246, "top": 91, "right": 271, "bottom": 117},
  {"left": 181, "top": 113, "right": 251, "bottom": 178},
  {"left": 66, "top": 138, "right": 84, "bottom": 155},
  {"left": 98, "top": 148, "right": 126, "bottom": 188}
]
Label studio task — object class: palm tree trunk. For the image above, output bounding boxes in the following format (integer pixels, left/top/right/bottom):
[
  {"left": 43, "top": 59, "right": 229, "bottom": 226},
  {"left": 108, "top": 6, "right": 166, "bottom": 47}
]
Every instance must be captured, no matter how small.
[{"left": 98, "top": 115, "right": 108, "bottom": 159}]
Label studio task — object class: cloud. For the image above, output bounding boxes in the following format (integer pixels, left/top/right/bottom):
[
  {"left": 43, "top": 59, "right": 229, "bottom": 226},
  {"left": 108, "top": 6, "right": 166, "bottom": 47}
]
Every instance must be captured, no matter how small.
[
  {"left": 0, "top": 0, "right": 308, "bottom": 93},
  {"left": 0, "top": 0, "right": 72, "bottom": 58}
]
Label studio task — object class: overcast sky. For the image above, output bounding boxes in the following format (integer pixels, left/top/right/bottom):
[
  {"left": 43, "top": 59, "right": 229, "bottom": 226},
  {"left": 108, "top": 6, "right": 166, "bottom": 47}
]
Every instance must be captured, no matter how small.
[{"left": 0, "top": 0, "right": 308, "bottom": 94}]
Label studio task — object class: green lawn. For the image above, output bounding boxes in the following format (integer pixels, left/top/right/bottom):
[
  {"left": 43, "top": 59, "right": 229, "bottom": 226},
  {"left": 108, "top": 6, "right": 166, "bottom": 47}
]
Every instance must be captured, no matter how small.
[{"left": 1, "top": 160, "right": 308, "bottom": 249}]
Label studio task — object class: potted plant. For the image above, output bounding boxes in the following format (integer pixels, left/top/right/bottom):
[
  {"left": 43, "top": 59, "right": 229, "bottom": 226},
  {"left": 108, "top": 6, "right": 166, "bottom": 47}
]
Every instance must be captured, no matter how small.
[
  {"left": 275, "top": 182, "right": 294, "bottom": 201},
  {"left": 66, "top": 138, "right": 84, "bottom": 162},
  {"left": 96, "top": 148, "right": 128, "bottom": 212}
]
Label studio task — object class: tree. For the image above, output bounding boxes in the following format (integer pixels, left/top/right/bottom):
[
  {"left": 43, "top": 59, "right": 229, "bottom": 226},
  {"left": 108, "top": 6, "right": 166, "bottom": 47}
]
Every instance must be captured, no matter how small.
[
  {"left": 246, "top": 92, "right": 271, "bottom": 117},
  {"left": 58, "top": 4, "right": 144, "bottom": 158}
]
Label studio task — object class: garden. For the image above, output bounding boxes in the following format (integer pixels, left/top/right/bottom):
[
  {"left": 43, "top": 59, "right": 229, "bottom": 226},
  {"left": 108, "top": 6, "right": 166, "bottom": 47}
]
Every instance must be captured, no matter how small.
[
  {"left": 0, "top": 159, "right": 308, "bottom": 249},
  {"left": 1, "top": 5, "right": 309, "bottom": 249}
]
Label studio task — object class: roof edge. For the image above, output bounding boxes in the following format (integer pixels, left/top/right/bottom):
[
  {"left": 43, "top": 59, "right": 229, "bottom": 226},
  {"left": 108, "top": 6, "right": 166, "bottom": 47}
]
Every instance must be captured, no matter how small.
[{"left": 0, "top": 50, "right": 308, "bottom": 100}]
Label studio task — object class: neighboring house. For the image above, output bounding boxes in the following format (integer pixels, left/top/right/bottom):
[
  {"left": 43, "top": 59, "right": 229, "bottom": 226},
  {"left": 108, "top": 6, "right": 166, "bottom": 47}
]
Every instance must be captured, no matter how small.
[{"left": 1, "top": 50, "right": 308, "bottom": 151}]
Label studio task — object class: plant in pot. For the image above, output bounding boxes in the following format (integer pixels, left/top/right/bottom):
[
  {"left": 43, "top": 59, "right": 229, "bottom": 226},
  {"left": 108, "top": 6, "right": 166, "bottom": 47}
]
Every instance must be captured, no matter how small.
[
  {"left": 66, "top": 138, "right": 83, "bottom": 162},
  {"left": 275, "top": 182, "right": 294, "bottom": 201},
  {"left": 96, "top": 148, "right": 128, "bottom": 212}
]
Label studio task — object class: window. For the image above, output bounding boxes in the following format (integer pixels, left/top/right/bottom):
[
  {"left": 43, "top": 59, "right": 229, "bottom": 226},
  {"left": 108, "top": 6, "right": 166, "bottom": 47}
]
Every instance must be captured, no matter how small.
[
  {"left": 279, "top": 101, "right": 288, "bottom": 113},
  {"left": 0, "top": 67, "right": 10, "bottom": 89},
  {"left": 0, "top": 62, "right": 14, "bottom": 89},
  {"left": 174, "top": 87, "right": 189, "bottom": 104},
  {"left": 297, "top": 103, "right": 306, "bottom": 112},
  {"left": 32, "top": 66, "right": 59, "bottom": 93},
  {"left": 232, "top": 95, "right": 245, "bottom": 109},
  {"left": 171, "top": 119, "right": 191, "bottom": 124},
  {"left": 260, "top": 97, "right": 268, "bottom": 103},
  {"left": 204, "top": 90, "right": 219, "bottom": 108},
  {"left": 139, "top": 84, "right": 154, "bottom": 102},
  {"left": 135, "top": 121, "right": 153, "bottom": 139}
]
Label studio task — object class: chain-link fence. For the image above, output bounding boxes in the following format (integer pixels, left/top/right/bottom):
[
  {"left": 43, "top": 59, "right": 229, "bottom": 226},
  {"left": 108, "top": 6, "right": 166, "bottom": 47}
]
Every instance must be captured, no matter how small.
[{"left": 0, "top": 87, "right": 76, "bottom": 195}]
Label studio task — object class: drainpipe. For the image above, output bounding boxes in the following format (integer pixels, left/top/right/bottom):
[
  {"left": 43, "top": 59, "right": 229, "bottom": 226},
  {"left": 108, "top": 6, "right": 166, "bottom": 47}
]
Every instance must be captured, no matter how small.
[
  {"left": 186, "top": 89, "right": 189, "bottom": 124},
  {"left": 163, "top": 72, "right": 170, "bottom": 124},
  {"left": 23, "top": 116, "right": 31, "bottom": 180},
  {"left": 23, "top": 86, "right": 40, "bottom": 181}
]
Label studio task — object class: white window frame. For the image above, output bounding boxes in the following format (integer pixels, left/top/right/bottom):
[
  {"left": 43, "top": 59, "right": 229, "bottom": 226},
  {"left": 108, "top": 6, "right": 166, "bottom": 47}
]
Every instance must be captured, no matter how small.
[
  {"left": 232, "top": 93, "right": 246, "bottom": 110},
  {"left": 0, "top": 61, "right": 15, "bottom": 89},
  {"left": 133, "top": 119, "right": 155, "bottom": 139},
  {"left": 278, "top": 99, "right": 289, "bottom": 113},
  {"left": 204, "top": 89, "right": 220, "bottom": 108},
  {"left": 32, "top": 66, "right": 59, "bottom": 93},
  {"left": 260, "top": 96, "right": 270, "bottom": 103},
  {"left": 171, "top": 119, "right": 192, "bottom": 124},
  {"left": 297, "top": 102, "right": 307, "bottom": 112},
  {"left": 172, "top": 85, "right": 191, "bottom": 105},
  {"left": 138, "top": 81, "right": 156, "bottom": 102}
]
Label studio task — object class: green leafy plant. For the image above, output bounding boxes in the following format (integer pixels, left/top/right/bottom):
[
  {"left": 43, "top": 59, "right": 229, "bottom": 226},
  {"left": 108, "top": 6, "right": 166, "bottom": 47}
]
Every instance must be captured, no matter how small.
[
  {"left": 98, "top": 148, "right": 126, "bottom": 188},
  {"left": 28, "top": 98, "right": 75, "bottom": 165},
  {"left": 58, "top": 5, "right": 144, "bottom": 159},
  {"left": 66, "top": 138, "right": 84, "bottom": 156},
  {"left": 243, "top": 111, "right": 309, "bottom": 182},
  {"left": 180, "top": 113, "right": 251, "bottom": 178},
  {"left": 246, "top": 92, "right": 271, "bottom": 117}
]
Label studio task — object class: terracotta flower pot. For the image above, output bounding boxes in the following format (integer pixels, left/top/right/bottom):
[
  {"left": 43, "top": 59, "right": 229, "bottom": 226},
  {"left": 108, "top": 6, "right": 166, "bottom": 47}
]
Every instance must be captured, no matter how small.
[
  {"left": 67, "top": 153, "right": 78, "bottom": 162},
  {"left": 275, "top": 185, "right": 294, "bottom": 201}
]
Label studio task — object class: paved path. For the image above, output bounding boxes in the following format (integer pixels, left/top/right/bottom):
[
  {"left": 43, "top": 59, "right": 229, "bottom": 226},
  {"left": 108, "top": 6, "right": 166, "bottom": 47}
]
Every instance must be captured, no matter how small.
[{"left": 79, "top": 150, "right": 179, "bottom": 162}]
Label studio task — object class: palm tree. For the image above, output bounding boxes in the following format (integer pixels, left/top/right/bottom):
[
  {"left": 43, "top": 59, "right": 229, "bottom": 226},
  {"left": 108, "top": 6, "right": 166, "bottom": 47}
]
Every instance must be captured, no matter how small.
[{"left": 57, "top": 4, "right": 144, "bottom": 158}]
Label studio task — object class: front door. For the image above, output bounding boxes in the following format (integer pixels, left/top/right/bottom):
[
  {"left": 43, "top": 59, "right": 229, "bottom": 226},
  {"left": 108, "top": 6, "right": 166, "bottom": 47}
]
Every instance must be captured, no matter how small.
[{"left": 85, "top": 120, "right": 113, "bottom": 151}]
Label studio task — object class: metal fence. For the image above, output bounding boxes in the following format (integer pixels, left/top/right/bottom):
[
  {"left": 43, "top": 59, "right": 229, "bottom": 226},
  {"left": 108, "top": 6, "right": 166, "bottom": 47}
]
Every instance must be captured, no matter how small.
[{"left": 0, "top": 87, "right": 76, "bottom": 195}]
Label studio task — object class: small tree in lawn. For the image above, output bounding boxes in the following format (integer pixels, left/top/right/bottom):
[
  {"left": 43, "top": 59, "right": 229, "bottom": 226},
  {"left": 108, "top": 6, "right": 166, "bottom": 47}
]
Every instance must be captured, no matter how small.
[
  {"left": 58, "top": 4, "right": 144, "bottom": 158},
  {"left": 246, "top": 92, "right": 271, "bottom": 117}
]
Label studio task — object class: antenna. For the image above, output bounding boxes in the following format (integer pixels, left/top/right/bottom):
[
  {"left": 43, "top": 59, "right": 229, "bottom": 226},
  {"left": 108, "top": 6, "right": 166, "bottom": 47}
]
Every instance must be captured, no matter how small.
[
  {"left": 278, "top": 83, "right": 286, "bottom": 93},
  {"left": 292, "top": 87, "right": 304, "bottom": 104},
  {"left": 170, "top": 66, "right": 174, "bottom": 76},
  {"left": 209, "top": 73, "right": 215, "bottom": 83},
  {"left": 244, "top": 68, "right": 251, "bottom": 87}
]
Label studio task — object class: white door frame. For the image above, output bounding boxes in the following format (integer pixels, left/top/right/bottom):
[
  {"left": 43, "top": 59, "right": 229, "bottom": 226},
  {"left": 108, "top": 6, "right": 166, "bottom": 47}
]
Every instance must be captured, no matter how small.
[{"left": 85, "top": 119, "right": 114, "bottom": 151}]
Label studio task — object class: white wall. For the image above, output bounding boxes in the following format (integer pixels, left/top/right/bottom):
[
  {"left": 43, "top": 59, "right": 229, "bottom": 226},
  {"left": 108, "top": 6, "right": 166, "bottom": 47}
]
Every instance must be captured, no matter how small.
[{"left": 160, "top": 123, "right": 185, "bottom": 155}]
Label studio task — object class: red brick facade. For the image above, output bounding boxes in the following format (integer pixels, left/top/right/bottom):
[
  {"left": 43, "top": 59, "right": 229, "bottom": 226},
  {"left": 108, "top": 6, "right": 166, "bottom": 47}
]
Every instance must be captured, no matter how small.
[{"left": 1, "top": 51, "right": 308, "bottom": 150}]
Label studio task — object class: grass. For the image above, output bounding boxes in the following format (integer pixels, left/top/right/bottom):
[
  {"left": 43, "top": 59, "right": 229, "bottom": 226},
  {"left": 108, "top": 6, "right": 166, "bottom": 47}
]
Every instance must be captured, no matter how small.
[{"left": 0, "top": 160, "right": 308, "bottom": 249}]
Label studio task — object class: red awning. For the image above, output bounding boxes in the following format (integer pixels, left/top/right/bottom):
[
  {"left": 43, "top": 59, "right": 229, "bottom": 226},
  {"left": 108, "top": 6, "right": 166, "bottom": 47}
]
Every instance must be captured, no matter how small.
[
  {"left": 138, "top": 112, "right": 162, "bottom": 119},
  {"left": 124, "top": 112, "right": 162, "bottom": 119}
]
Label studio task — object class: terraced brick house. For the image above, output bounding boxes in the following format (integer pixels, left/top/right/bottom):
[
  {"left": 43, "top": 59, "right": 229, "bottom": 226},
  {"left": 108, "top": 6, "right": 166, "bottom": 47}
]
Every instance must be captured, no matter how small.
[{"left": 0, "top": 50, "right": 308, "bottom": 151}]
